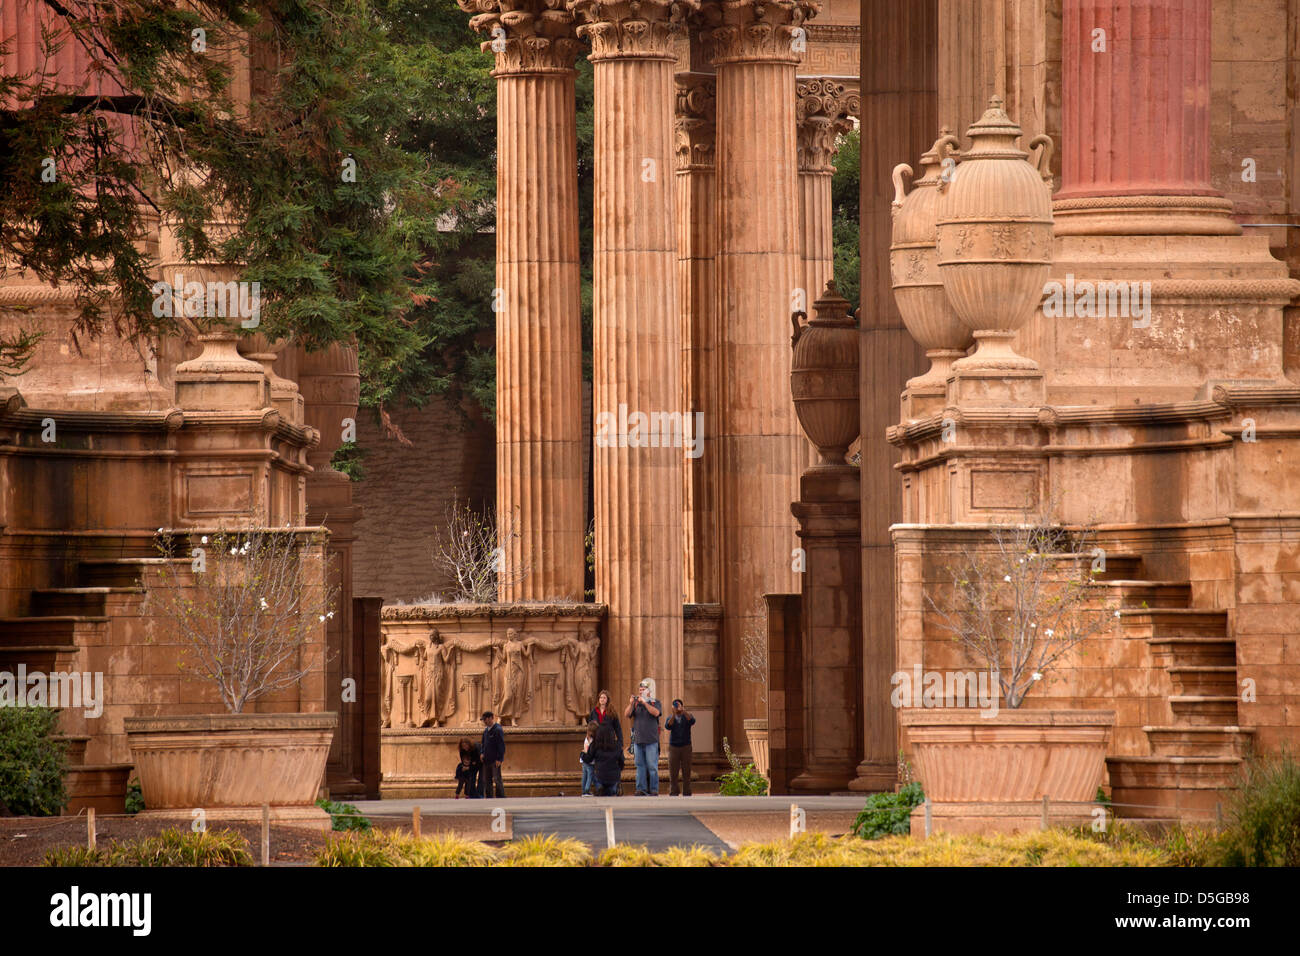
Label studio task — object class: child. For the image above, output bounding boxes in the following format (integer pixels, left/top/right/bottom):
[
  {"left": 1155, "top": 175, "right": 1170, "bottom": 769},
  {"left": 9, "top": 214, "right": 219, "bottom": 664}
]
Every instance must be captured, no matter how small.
[
  {"left": 454, "top": 736, "right": 482, "bottom": 798},
  {"left": 579, "top": 720, "right": 598, "bottom": 796}
]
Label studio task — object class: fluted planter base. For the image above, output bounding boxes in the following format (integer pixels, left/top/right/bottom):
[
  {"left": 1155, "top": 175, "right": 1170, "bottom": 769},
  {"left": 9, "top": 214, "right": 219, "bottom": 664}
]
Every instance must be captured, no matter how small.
[
  {"left": 743, "top": 718, "right": 771, "bottom": 781},
  {"left": 900, "top": 709, "right": 1115, "bottom": 804},
  {"left": 124, "top": 713, "right": 337, "bottom": 827}
]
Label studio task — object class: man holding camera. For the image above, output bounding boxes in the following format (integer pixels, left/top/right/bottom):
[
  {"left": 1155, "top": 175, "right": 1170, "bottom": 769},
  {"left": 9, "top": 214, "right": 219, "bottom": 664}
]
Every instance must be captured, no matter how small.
[
  {"left": 665, "top": 699, "right": 695, "bottom": 796},
  {"left": 624, "top": 678, "right": 662, "bottom": 796}
]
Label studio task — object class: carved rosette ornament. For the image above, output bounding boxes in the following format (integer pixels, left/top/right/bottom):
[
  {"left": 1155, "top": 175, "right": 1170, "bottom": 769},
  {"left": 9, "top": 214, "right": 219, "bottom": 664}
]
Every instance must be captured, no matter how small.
[
  {"left": 890, "top": 128, "right": 970, "bottom": 388},
  {"left": 458, "top": 0, "right": 584, "bottom": 74},
  {"left": 935, "top": 96, "right": 1054, "bottom": 371},
  {"left": 567, "top": 0, "right": 696, "bottom": 60},
  {"left": 795, "top": 77, "right": 852, "bottom": 173},
  {"left": 705, "top": 0, "right": 821, "bottom": 65},
  {"left": 790, "top": 281, "right": 860, "bottom": 469},
  {"left": 674, "top": 72, "right": 716, "bottom": 170}
]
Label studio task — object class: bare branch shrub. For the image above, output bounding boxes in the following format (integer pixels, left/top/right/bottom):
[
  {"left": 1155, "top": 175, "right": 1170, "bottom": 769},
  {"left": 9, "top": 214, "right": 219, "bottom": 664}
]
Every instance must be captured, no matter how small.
[
  {"left": 145, "top": 528, "right": 337, "bottom": 713},
  {"left": 924, "top": 504, "right": 1112, "bottom": 709},
  {"left": 431, "top": 500, "right": 528, "bottom": 603}
]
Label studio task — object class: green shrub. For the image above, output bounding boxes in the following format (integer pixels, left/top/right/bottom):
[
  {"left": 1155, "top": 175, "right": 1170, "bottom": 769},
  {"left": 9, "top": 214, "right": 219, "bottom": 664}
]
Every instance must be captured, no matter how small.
[
  {"left": 1216, "top": 752, "right": 1300, "bottom": 867},
  {"left": 124, "top": 778, "right": 144, "bottom": 815},
  {"left": 0, "top": 707, "right": 68, "bottom": 816},
  {"left": 45, "top": 829, "right": 253, "bottom": 867},
  {"left": 717, "top": 737, "right": 768, "bottom": 796},
  {"left": 317, "top": 798, "right": 372, "bottom": 831},
  {"left": 853, "top": 782, "right": 925, "bottom": 840}
]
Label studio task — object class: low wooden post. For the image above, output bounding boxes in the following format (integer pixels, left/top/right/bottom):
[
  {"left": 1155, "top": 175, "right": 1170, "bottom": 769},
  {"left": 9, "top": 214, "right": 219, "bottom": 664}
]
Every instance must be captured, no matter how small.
[
  {"left": 923, "top": 798, "right": 932, "bottom": 838},
  {"left": 87, "top": 808, "right": 96, "bottom": 851},
  {"left": 261, "top": 804, "right": 270, "bottom": 867},
  {"left": 1041, "top": 795, "right": 1049, "bottom": 830},
  {"left": 412, "top": 805, "right": 421, "bottom": 839},
  {"left": 604, "top": 806, "right": 616, "bottom": 849}
]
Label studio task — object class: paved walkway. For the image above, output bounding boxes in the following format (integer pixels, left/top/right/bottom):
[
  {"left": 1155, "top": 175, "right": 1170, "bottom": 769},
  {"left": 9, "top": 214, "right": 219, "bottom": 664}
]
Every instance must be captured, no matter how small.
[
  {"left": 353, "top": 795, "right": 864, "bottom": 816},
  {"left": 350, "top": 795, "right": 865, "bottom": 850}
]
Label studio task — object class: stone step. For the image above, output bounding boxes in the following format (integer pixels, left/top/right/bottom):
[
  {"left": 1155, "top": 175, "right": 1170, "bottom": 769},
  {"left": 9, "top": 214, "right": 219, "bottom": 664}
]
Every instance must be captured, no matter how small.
[
  {"left": 0, "top": 616, "right": 105, "bottom": 644},
  {"left": 31, "top": 586, "right": 141, "bottom": 616},
  {"left": 1122, "top": 607, "right": 1228, "bottom": 638},
  {"left": 1097, "top": 580, "right": 1192, "bottom": 609},
  {"left": 1144, "top": 726, "right": 1254, "bottom": 758},
  {"left": 1106, "top": 755, "right": 1242, "bottom": 820},
  {"left": 1168, "top": 665, "right": 1237, "bottom": 697},
  {"left": 1089, "top": 553, "right": 1144, "bottom": 581},
  {"left": 78, "top": 558, "right": 169, "bottom": 588},
  {"left": 1169, "top": 695, "right": 1239, "bottom": 726},
  {"left": 0, "top": 642, "right": 80, "bottom": 672},
  {"left": 1147, "top": 636, "right": 1236, "bottom": 667}
]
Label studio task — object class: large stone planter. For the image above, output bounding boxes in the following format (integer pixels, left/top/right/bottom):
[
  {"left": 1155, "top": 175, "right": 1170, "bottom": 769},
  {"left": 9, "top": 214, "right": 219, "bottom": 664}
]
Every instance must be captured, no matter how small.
[
  {"left": 124, "top": 713, "right": 336, "bottom": 826},
  {"left": 743, "top": 718, "right": 770, "bottom": 781},
  {"left": 900, "top": 709, "right": 1114, "bottom": 834}
]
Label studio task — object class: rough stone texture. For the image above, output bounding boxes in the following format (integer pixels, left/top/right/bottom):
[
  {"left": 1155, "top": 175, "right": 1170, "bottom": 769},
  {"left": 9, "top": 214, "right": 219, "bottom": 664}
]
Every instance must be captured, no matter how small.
[{"left": 350, "top": 397, "right": 497, "bottom": 604}]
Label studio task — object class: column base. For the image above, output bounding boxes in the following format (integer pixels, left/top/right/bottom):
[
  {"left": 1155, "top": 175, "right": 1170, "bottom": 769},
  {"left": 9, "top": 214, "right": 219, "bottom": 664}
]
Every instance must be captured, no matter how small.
[
  {"left": 901, "top": 380, "right": 947, "bottom": 421},
  {"left": 789, "top": 766, "right": 857, "bottom": 794},
  {"left": 847, "top": 759, "right": 897, "bottom": 792},
  {"left": 1052, "top": 194, "right": 1241, "bottom": 237}
]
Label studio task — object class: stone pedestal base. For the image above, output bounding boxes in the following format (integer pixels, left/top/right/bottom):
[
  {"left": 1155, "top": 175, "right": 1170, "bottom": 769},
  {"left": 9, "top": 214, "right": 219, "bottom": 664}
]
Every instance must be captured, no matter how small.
[
  {"left": 381, "top": 726, "right": 587, "bottom": 798},
  {"left": 788, "top": 465, "right": 861, "bottom": 794},
  {"left": 900, "top": 381, "right": 946, "bottom": 421},
  {"left": 946, "top": 365, "right": 1045, "bottom": 407},
  {"left": 909, "top": 800, "right": 1095, "bottom": 836}
]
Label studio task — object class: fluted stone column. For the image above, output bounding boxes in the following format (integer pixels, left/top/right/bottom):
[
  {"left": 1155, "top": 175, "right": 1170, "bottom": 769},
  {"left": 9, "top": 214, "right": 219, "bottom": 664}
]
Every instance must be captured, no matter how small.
[
  {"left": 1054, "top": 0, "right": 1238, "bottom": 235},
  {"left": 856, "top": 0, "right": 935, "bottom": 793},
  {"left": 675, "top": 71, "right": 720, "bottom": 606},
  {"left": 708, "top": 0, "right": 817, "bottom": 751},
  {"left": 796, "top": 78, "right": 856, "bottom": 321},
  {"left": 461, "top": 0, "right": 586, "bottom": 600},
  {"left": 570, "top": 0, "right": 690, "bottom": 705}
]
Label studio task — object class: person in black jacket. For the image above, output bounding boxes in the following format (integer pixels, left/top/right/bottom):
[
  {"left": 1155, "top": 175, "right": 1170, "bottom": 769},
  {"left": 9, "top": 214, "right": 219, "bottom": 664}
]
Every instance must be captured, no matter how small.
[
  {"left": 587, "top": 689, "right": 623, "bottom": 751},
  {"left": 480, "top": 711, "right": 506, "bottom": 798},
  {"left": 454, "top": 737, "right": 483, "bottom": 798},
  {"left": 588, "top": 721, "right": 624, "bottom": 797}
]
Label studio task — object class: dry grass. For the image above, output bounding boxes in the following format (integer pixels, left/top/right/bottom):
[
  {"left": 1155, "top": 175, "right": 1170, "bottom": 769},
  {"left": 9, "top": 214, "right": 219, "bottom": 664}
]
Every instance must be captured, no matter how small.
[
  {"left": 316, "top": 830, "right": 498, "bottom": 867},
  {"left": 496, "top": 834, "right": 592, "bottom": 867},
  {"left": 725, "top": 829, "right": 1168, "bottom": 867}
]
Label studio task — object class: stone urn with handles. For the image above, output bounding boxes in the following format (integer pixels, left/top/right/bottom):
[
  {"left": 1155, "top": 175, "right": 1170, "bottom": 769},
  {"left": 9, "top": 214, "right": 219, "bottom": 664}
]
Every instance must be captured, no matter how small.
[
  {"left": 936, "top": 95, "right": 1054, "bottom": 370},
  {"left": 790, "top": 281, "right": 860, "bottom": 470},
  {"left": 890, "top": 128, "right": 970, "bottom": 388}
]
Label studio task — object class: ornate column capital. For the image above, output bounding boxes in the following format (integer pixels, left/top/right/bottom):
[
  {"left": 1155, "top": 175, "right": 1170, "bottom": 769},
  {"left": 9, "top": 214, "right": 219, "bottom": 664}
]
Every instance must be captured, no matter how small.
[
  {"left": 458, "top": 0, "right": 584, "bottom": 75},
  {"left": 795, "top": 76, "right": 856, "bottom": 172},
  {"left": 703, "top": 0, "right": 820, "bottom": 67},
  {"left": 675, "top": 72, "right": 716, "bottom": 170},
  {"left": 567, "top": 0, "right": 698, "bottom": 61}
]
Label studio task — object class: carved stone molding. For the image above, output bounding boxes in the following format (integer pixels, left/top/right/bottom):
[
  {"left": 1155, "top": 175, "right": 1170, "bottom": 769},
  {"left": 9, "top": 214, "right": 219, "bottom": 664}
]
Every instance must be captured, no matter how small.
[
  {"left": 458, "top": 0, "right": 584, "bottom": 74},
  {"left": 567, "top": 0, "right": 696, "bottom": 60},
  {"left": 795, "top": 76, "right": 855, "bottom": 173},
  {"left": 702, "top": 0, "right": 820, "bottom": 67},
  {"left": 674, "top": 72, "right": 716, "bottom": 170}
]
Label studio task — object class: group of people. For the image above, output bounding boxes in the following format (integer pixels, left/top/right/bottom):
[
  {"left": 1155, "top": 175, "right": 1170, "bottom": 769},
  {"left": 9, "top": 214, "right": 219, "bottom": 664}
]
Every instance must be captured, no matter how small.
[
  {"left": 579, "top": 680, "right": 695, "bottom": 797},
  {"left": 452, "top": 681, "right": 696, "bottom": 798},
  {"left": 452, "top": 710, "right": 507, "bottom": 798}
]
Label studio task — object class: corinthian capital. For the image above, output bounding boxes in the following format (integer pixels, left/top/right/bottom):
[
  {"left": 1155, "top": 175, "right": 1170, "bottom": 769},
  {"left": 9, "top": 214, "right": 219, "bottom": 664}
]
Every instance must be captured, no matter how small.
[
  {"left": 458, "top": 0, "right": 584, "bottom": 74},
  {"left": 567, "top": 0, "right": 698, "bottom": 61},
  {"left": 796, "top": 76, "right": 857, "bottom": 172},
  {"left": 674, "top": 72, "right": 716, "bottom": 169},
  {"left": 703, "top": 0, "right": 820, "bottom": 66}
]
